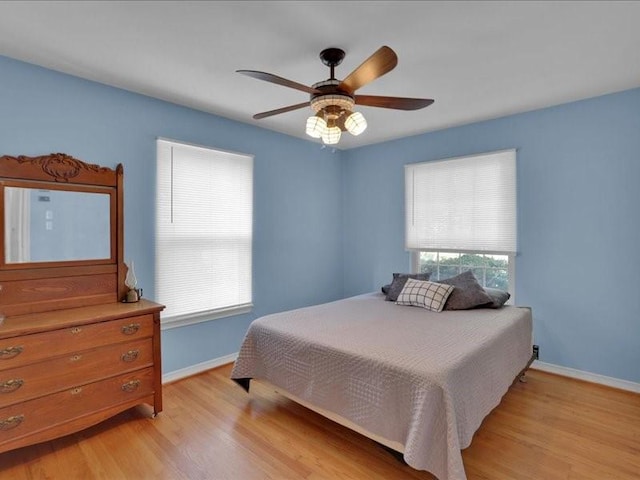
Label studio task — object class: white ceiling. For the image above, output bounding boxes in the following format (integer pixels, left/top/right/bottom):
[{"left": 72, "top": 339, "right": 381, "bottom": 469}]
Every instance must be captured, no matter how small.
[{"left": 1, "top": 1, "right": 639, "bottom": 149}]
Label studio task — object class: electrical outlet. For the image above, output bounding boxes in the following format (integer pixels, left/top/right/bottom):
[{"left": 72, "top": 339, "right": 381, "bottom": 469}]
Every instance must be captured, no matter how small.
[{"left": 533, "top": 344, "right": 539, "bottom": 360}]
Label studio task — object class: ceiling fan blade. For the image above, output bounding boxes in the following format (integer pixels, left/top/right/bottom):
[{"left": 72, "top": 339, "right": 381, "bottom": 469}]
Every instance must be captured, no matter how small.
[
  {"left": 252, "top": 102, "right": 310, "bottom": 120},
  {"left": 355, "top": 95, "right": 434, "bottom": 110},
  {"left": 338, "top": 46, "right": 398, "bottom": 94},
  {"left": 237, "top": 70, "right": 321, "bottom": 95}
]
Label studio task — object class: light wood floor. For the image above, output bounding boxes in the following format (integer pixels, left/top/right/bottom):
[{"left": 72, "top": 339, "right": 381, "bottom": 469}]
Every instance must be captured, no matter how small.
[{"left": 1, "top": 364, "right": 638, "bottom": 479}]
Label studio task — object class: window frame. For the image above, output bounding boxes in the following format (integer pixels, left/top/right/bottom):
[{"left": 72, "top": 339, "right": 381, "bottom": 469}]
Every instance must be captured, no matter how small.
[
  {"left": 405, "top": 149, "right": 517, "bottom": 299},
  {"left": 155, "top": 137, "right": 253, "bottom": 330}
]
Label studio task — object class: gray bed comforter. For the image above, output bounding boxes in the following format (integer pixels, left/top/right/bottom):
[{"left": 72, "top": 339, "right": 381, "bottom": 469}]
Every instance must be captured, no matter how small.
[{"left": 231, "top": 292, "right": 532, "bottom": 480}]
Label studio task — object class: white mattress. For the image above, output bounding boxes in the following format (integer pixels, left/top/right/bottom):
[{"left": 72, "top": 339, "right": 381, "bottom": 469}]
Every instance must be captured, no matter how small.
[{"left": 231, "top": 292, "right": 533, "bottom": 480}]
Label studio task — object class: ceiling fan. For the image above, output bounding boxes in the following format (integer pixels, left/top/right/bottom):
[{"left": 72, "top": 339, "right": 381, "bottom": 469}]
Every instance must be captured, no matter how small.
[{"left": 237, "top": 46, "right": 434, "bottom": 145}]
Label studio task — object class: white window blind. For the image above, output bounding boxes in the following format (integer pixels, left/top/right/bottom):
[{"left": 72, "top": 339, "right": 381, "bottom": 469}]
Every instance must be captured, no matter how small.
[
  {"left": 405, "top": 149, "right": 516, "bottom": 253},
  {"left": 156, "top": 139, "right": 253, "bottom": 327}
]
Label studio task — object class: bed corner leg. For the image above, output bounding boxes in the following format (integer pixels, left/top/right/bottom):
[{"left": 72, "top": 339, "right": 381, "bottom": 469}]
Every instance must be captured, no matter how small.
[
  {"left": 517, "top": 351, "right": 536, "bottom": 384},
  {"left": 233, "top": 377, "right": 252, "bottom": 393}
]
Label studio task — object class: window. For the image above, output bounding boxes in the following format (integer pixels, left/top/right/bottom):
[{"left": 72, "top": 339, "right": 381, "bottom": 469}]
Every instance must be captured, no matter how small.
[
  {"left": 405, "top": 149, "right": 516, "bottom": 295},
  {"left": 412, "top": 251, "right": 513, "bottom": 291},
  {"left": 156, "top": 138, "right": 253, "bottom": 329}
]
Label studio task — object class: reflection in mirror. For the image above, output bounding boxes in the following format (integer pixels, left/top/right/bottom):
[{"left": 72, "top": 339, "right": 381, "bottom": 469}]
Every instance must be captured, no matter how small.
[{"left": 4, "top": 187, "right": 111, "bottom": 264}]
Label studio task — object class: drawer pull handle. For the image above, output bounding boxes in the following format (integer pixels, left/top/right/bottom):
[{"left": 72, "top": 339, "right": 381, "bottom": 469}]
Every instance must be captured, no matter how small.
[
  {"left": 70, "top": 327, "right": 82, "bottom": 335},
  {"left": 121, "top": 323, "right": 140, "bottom": 335},
  {"left": 0, "top": 379, "right": 24, "bottom": 393},
  {"left": 121, "top": 350, "right": 140, "bottom": 363},
  {"left": 0, "top": 415, "right": 24, "bottom": 431},
  {"left": 70, "top": 355, "right": 83, "bottom": 362},
  {"left": 70, "top": 387, "right": 83, "bottom": 395},
  {"left": 121, "top": 380, "right": 141, "bottom": 393},
  {"left": 0, "top": 346, "right": 23, "bottom": 360}
]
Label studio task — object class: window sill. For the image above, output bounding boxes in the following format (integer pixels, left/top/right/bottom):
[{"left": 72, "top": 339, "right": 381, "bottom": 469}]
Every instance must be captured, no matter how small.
[{"left": 160, "top": 303, "right": 253, "bottom": 331}]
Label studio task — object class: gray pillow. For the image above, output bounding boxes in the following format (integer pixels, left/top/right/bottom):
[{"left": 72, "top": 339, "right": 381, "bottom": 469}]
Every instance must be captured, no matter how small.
[
  {"left": 482, "top": 287, "right": 511, "bottom": 308},
  {"left": 437, "top": 270, "right": 493, "bottom": 310},
  {"left": 385, "top": 272, "right": 431, "bottom": 301}
]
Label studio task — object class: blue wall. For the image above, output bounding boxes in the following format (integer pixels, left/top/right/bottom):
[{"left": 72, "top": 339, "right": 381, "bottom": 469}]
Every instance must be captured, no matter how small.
[
  {"left": 342, "top": 88, "right": 640, "bottom": 383},
  {"left": 0, "top": 55, "right": 344, "bottom": 374},
  {"left": 2, "top": 54, "right": 638, "bottom": 384}
]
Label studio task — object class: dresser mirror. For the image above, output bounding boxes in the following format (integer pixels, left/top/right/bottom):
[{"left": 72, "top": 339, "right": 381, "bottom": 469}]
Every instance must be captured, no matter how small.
[
  {"left": 0, "top": 153, "right": 126, "bottom": 316},
  {"left": 4, "top": 185, "right": 113, "bottom": 264}
]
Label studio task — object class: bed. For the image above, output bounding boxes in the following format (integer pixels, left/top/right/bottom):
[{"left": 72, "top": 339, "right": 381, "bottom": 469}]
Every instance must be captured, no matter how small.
[{"left": 231, "top": 291, "right": 533, "bottom": 480}]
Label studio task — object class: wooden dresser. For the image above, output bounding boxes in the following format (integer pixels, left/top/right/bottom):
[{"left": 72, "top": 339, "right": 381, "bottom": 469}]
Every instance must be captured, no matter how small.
[
  {"left": 0, "top": 300, "right": 163, "bottom": 453},
  {"left": 0, "top": 153, "right": 164, "bottom": 454}
]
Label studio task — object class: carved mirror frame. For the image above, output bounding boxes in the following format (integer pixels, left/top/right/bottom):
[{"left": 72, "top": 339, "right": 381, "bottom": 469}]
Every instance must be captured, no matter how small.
[{"left": 0, "top": 153, "right": 126, "bottom": 316}]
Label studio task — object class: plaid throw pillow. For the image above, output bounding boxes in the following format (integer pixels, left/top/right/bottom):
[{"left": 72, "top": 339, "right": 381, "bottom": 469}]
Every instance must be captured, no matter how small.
[{"left": 396, "top": 278, "right": 455, "bottom": 312}]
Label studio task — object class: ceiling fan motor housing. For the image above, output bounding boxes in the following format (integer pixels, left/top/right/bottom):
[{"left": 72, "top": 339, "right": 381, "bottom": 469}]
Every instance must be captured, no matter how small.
[{"left": 310, "top": 79, "right": 355, "bottom": 119}]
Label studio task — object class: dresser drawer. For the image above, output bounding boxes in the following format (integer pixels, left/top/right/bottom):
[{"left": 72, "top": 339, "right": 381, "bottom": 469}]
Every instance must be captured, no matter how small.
[
  {"left": 0, "top": 314, "right": 153, "bottom": 371},
  {"left": 0, "top": 367, "right": 154, "bottom": 445},
  {"left": 0, "top": 338, "right": 153, "bottom": 408}
]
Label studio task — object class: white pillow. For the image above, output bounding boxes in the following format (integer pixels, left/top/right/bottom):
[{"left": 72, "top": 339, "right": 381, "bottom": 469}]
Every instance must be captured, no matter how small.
[{"left": 396, "top": 278, "right": 455, "bottom": 312}]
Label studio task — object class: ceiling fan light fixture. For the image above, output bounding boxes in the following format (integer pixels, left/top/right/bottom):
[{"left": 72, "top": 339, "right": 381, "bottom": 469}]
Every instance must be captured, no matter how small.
[
  {"left": 306, "top": 115, "right": 327, "bottom": 138},
  {"left": 322, "top": 125, "right": 341, "bottom": 145},
  {"left": 345, "top": 111, "right": 367, "bottom": 136}
]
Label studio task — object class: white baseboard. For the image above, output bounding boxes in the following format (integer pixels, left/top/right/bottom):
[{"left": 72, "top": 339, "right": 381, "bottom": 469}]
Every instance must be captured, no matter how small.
[
  {"left": 162, "top": 352, "right": 237, "bottom": 384},
  {"left": 532, "top": 360, "right": 640, "bottom": 394}
]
